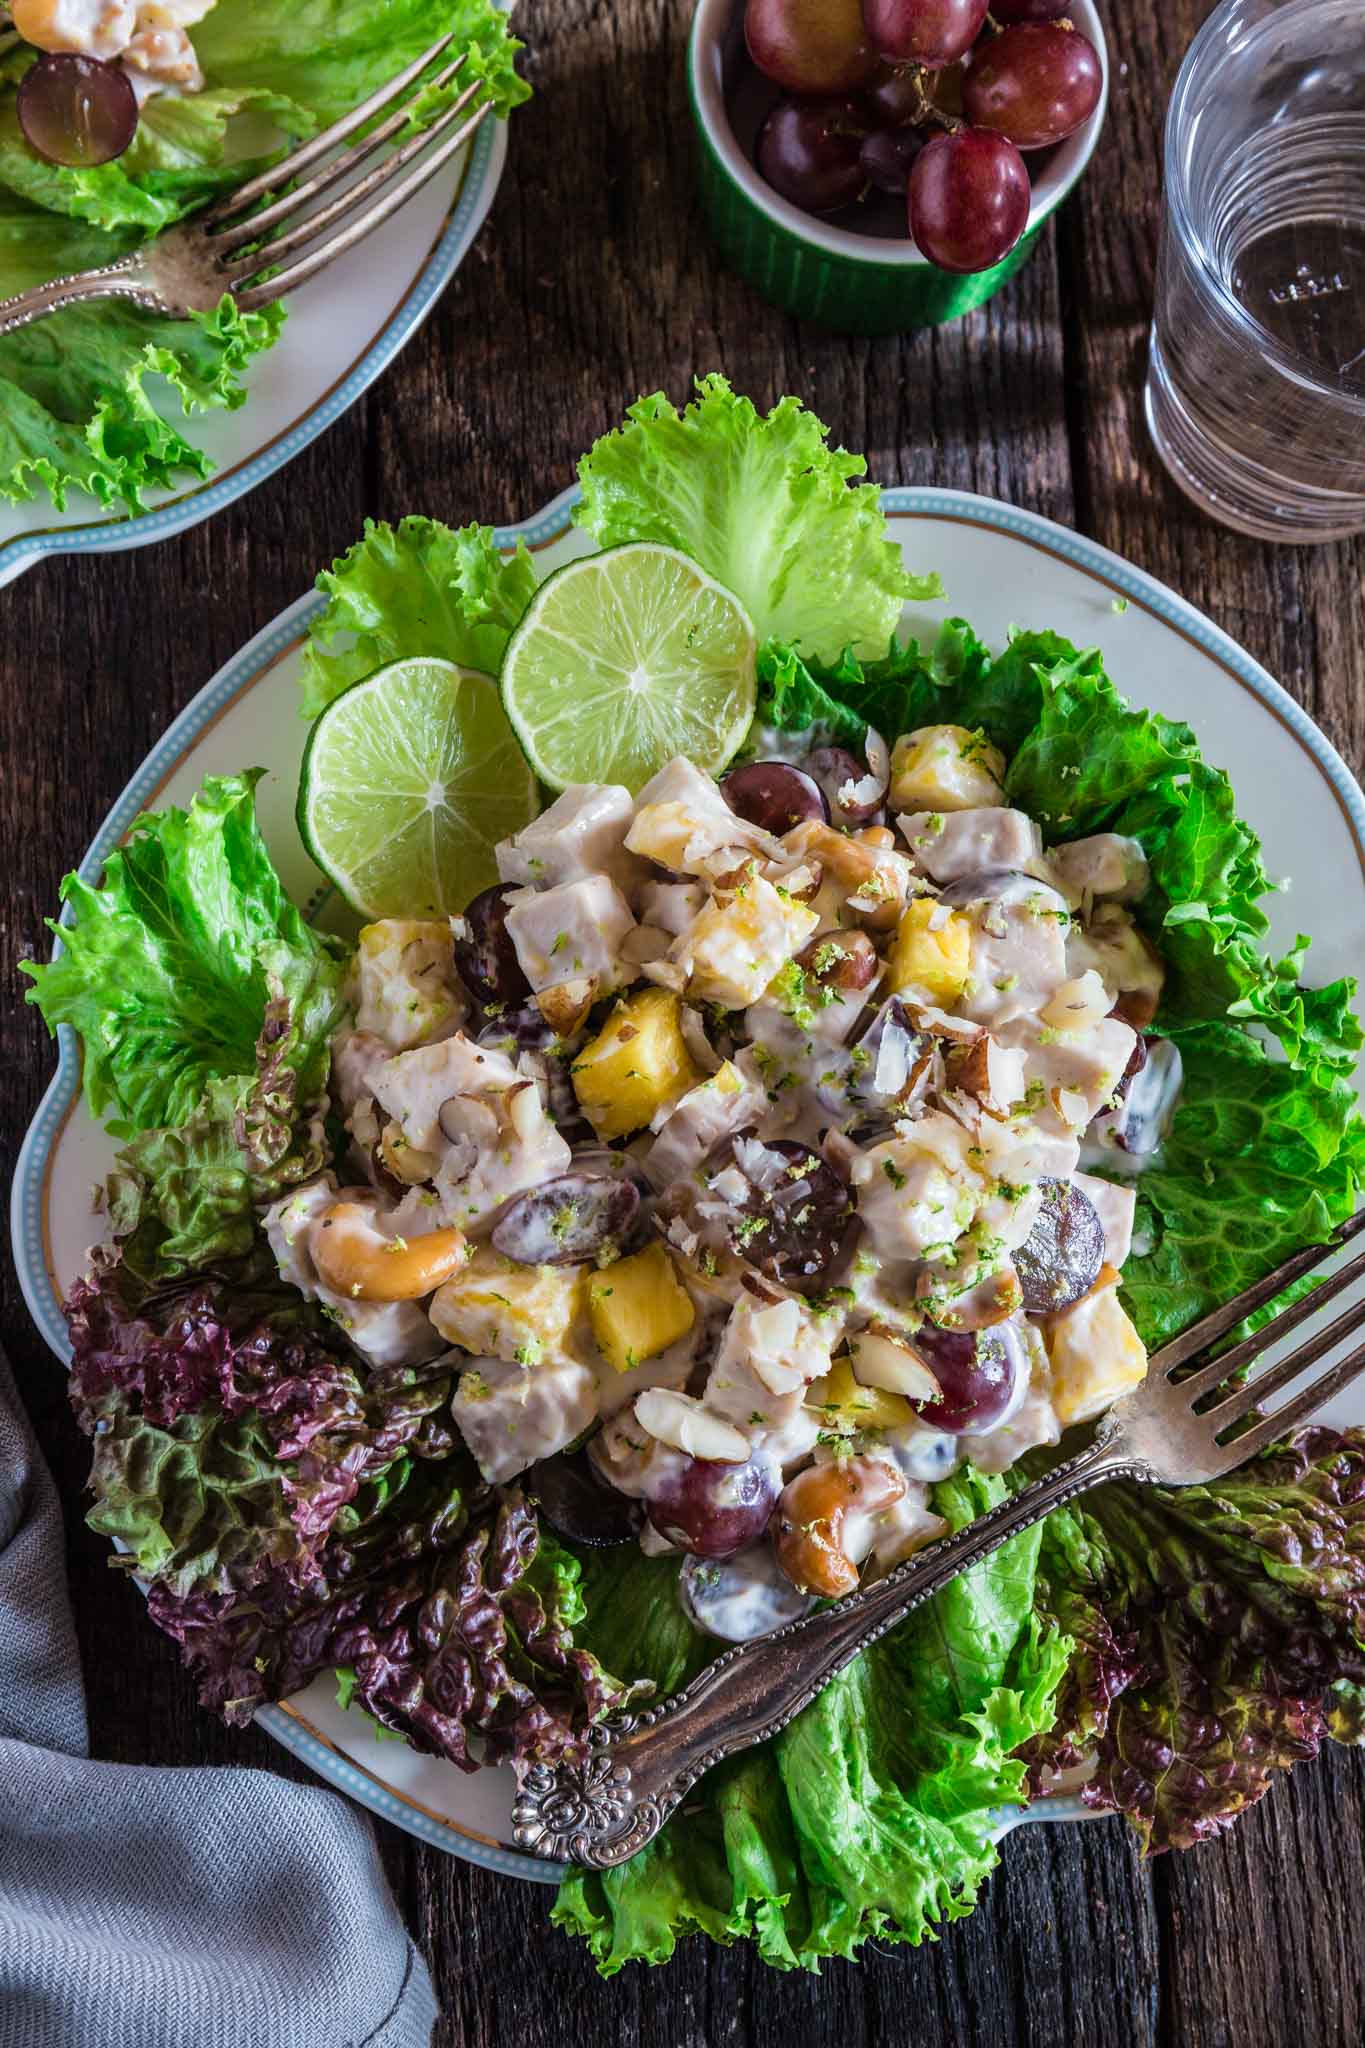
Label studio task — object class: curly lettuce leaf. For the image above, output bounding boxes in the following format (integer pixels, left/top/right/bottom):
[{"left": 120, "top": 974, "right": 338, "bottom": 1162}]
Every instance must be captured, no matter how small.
[
  {"left": 301, "top": 516, "right": 537, "bottom": 716},
  {"left": 0, "top": 198, "right": 284, "bottom": 510},
  {"left": 574, "top": 375, "right": 939, "bottom": 664},
  {"left": 22, "top": 770, "right": 349, "bottom": 1137},
  {"left": 1023, "top": 1428, "right": 1365, "bottom": 1852},
  {"left": 1118, "top": 1022, "right": 1365, "bottom": 1350},
  {"left": 554, "top": 1468, "right": 1070, "bottom": 1973}
]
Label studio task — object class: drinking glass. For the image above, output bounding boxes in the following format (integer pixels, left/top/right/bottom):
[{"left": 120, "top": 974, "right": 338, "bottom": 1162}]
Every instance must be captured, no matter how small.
[{"left": 1145, "top": 0, "right": 1365, "bottom": 543}]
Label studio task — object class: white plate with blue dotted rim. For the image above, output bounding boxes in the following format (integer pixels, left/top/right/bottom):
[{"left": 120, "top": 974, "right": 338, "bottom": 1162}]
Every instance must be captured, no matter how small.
[
  {"left": 0, "top": 113, "right": 507, "bottom": 593},
  {"left": 14, "top": 485, "right": 1365, "bottom": 1881}
]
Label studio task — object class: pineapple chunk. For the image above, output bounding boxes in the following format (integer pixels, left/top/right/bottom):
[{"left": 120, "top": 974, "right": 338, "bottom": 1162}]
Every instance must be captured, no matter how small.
[
  {"left": 889, "top": 725, "right": 1006, "bottom": 813},
  {"left": 571, "top": 988, "right": 704, "bottom": 1140},
  {"left": 885, "top": 897, "right": 972, "bottom": 1005},
  {"left": 1045, "top": 1282, "right": 1148, "bottom": 1426},
  {"left": 676, "top": 873, "right": 819, "bottom": 1008},
  {"left": 806, "top": 1355, "right": 914, "bottom": 1434},
  {"left": 430, "top": 1246, "right": 583, "bottom": 1364},
  {"left": 588, "top": 1242, "right": 695, "bottom": 1374}
]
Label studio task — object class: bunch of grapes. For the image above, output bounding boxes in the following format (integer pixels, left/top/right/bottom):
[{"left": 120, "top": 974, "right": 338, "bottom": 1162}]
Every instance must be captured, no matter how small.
[{"left": 745, "top": 0, "right": 1102, "bottom": 274}]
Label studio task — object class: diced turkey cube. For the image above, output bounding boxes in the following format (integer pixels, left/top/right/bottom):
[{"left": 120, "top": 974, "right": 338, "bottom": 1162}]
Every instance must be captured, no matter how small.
[
  {"left": 956, "top": 874, "right": 1072, "bottom": 1028},
  {"left": 496, "top": 783, "right": 646, "bottom": 897},
  {"left": 1024, "top": 1014, "right": 1137, "bottom": 1131},
  {"left": 352, "top": 919, "right": 465, "bottom": 1051},
  {"left": 708, "top": 1295, "right": 833, "bottom": 1407},
  {"left": 643, "top": 1059, "right": 768, "bottom": 1189},
  {"left": 372, "top": 1034, "right": 519, "bottom": 1152},
  {"left": 898, "top": 807, "right": 1042, "bottom": 885},
  {"left": 1072, "top": 1171, "right": 1137, "bottom": 1269},
  {"left": 849, "top": 1112, "right": 988, "bottom": 1264},
  {"left": 639, "top": 879, "right": 707, "bottom": 937},
  {"left": 505, "top": 874, "right": 636, "bottom": 994},
  {"left": 1050, "top": 833, "right": 1150, "bottom": 907},
  {"left": 626, "top": 756, "right": 783, "bottom": 873},
  {"left": 452, "top": 1355, "right": 600, "bottom": 1484},
  {"left": 672, "top": 874, "right": 819, "bottom": 1009}
]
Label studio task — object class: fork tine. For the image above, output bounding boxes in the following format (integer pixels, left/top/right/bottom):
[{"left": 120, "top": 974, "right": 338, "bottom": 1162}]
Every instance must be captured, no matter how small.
[
  {"left": 1153, "top": 1208, "right": 1365, "bottom": 1375},
  {"left": 209, "top": 51, "right": 470, "bottom": 257},
  {"left": 220, "top": 75, "right": 485, "bottom": 287},
  {"left": 202, "top": 31, "right": 457, "bottom": 228},
  {"left": 1205, "top": 1339, "right": 1365, "bottom": 1466},
  {"left": 232, "top": 96, "right": 493, "bottom": 313},
  {"left": 1197, "top": 1290, "right": 1365, "bottom": 1423},
  {"left": 1172, "top": 1239, "right": 1365, "bottom": 1403}
]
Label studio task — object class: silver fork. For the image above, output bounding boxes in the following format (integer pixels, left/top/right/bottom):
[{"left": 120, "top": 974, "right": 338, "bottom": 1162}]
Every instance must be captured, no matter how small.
[
  {"left": 512, "top": 1210, "right": 1365, "bottom": 1868},
  {"left": 0, "top": 34, "right": 492, "bottom": 339}
]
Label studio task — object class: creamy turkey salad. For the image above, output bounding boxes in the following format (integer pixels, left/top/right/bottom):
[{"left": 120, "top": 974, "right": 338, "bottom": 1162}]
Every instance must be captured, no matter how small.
[
  {"left": 28, "top": 381, "right": 1365, "bottom": 1971},
  {"left": 268, "top": 733, "right": 1181, "bottom": 1637}
]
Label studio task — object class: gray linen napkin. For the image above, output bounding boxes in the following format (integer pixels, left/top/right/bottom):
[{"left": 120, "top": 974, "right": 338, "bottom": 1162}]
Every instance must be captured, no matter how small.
[{"left": 0, "top": 1345, "right": 438, "bottom": 2048}]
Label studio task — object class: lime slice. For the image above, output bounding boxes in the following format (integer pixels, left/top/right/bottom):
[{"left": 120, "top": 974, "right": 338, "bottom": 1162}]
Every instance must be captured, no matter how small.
[
  {"left": 499, "top": 542, "right": 757, "bottom": 793},
  {"left": 298, "top": 657, "right": 538, "bottom": 919}
]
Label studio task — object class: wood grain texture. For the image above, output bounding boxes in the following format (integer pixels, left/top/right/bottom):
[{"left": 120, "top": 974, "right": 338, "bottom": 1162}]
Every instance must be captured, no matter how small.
[{"left": 2, "top": 1, "right": 1363, "bottom": 2043}]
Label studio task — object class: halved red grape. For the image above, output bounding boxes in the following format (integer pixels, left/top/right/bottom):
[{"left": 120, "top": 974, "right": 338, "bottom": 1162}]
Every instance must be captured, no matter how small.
[
  {"left": 913, "top": 1321, "right": 1026, "bottom": 1433},
  {"left": 453, "top": 884, "right": 530, "bottom": 1007},
  {"left": 646, "top": 1453, "right": 780, "bottom": 1559},
  {"left": 859, "top": 124, "right": 926, "bottom": 195},
  {"left": 17, "top": 53, "right": 138, "bottom": 169},
  {"left": 908, "top": 126, "right": 1031, "bottom": 274},
  {"left": 962, "top": 23, "right": 1102, "bottom": 150},
  {"left": 491, "top": 1171, "right": 641, "bottom": 1266},
  {"left": 721, "top": 757, "right": 830, "bottom": 832},
  {"left": 527, "top": 1450, "right": 643, "bottom": 1547},
  {"left": 1013, "top": 1178, "right": 1104, "bottom": 1312},
  {"left": 863, "top": 0, "right": 989, "bottom": 70},
  {"left": 720, "top": 1134, "right": 852, "bottom": 1284},
  {"left": 802, "top": 745, "right": 883, "bottom": 825},
  {"left": 745, "top": 0, "right": 878, "bottom": 93},
  {"left": 680, "top": 1544, "right": 814, "bottom": 1640},
  {"left": 755, "top": 99, "right": 869, "bottom": 216},
  {"left": 1091, "top": 1037, "right": 1184, "bottom": 1157}
]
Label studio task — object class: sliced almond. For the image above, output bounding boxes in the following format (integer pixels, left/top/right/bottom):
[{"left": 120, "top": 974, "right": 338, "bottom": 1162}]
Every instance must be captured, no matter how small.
[
  {"left": 634, "top": 1389, "right": 750, "bottom": 1463},
  {"left": 535, "top": 974, "right": 597, "bottom": 1036},
  {"left": 847, "top": 1326, "right": 942, "bottom": 1403}
]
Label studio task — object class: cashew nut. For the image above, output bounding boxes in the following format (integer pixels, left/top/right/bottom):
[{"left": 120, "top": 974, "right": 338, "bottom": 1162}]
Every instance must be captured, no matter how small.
[
  {"left": 311, "top": 1200, "right": 466, "bottom": 1302},
  {"left": 772, "top": 1456, "right": 907, "bottom": 1598}
]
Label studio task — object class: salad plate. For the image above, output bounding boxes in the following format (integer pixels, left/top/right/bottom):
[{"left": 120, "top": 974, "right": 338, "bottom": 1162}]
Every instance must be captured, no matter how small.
[
  {"left": 15, "top": 478, "right": 1365, "bottom": 1887},
  {"left": 0, "top": 117, "right": 506, "bottom": 594}
]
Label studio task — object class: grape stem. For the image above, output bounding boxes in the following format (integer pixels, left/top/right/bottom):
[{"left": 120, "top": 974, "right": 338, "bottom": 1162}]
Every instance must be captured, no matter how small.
[{"left": 904, "top": 66, "right": 961, "bottom": 135}]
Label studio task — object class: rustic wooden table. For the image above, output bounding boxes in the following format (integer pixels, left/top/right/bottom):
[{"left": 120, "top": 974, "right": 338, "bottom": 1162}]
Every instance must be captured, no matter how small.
[{"left": 5, "top": 3, "right": 1365, "bottom": 2043}]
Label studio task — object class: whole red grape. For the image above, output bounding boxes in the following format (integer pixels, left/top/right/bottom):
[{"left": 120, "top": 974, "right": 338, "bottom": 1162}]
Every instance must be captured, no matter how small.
[
  {"left": 962, "top": 23, "right": 1103, "bottom": 150},
  {"left": 908, "top": 126, "right": 1031, "bottom": 273},
  {"left": 757, "top": 97, "right": 870, "bottom": 214},
  {"left": 859, "top": 124, "right": 926, "bottom": 195},
  {"left": 745, "top": 0, "right": 878, "bottom": 94},
  {"left": 863, "top": 0, "right": 989, "bottom": 70}
]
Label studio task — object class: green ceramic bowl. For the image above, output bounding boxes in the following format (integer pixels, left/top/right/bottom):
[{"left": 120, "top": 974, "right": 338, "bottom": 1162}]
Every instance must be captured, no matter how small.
[{"left": 687, "top": 0, "right": 1110, "bottom": 334}]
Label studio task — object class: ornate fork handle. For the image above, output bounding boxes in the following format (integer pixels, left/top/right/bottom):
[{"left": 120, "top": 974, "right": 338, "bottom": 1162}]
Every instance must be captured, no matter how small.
[
  {"left": 512, "top": 1427, "right": 1144, "bottom": 1868},
  {"left": 0, "top": 254, "right": 155, "bottom": 339}
]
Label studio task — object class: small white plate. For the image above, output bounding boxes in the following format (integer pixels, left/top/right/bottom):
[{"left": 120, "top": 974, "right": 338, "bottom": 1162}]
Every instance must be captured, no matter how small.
[
  {"left": 14, "top": 487, "right": 1365, "bottom": 1883},
  {"left": 0, "top": 117, "right": 507, "bottom": 591}
]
